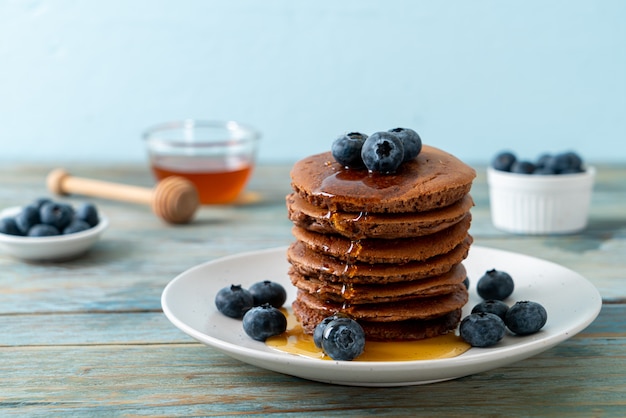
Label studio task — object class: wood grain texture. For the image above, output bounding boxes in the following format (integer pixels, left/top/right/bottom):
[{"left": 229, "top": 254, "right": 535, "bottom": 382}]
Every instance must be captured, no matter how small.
[
  {"left": 1, "top": 163, "right": 625, "bottom": 416},
  {"left": 1, "top": 308, "right": 624, "bottom": 417}
]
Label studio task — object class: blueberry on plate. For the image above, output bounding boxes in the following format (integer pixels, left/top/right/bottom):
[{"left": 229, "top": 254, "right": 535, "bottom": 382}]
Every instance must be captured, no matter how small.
[
  {"left": 248, "top": 280, "right": 287, "bottom": 308},
  {"left": 313, "top": 316, "right": 336, "bottom": 349},
  {"left": 320, "top": 316, "right": 366, "bottom": 361},
  {"left": 492, "top": 151, "right": 516, "bottom": 172},
  {"left": 460, "top": 312, "right": 506, "bottom": 347},
  {"left": 215, "top": 284, "right": 254, "bottom": 319},
  {"left": 27, "top": 224, "right": 61, "bottom": 237},
  {"left": 361, "top": 131, "right": 405, "bottom": 174},
  {"left": 388, "top": 127, "right": 422, "bottom": 162},
  {"left": 313, "top": 314, "right": 349, "bottom": 349},
  {"left": 242, "top": 304, "right": 287, "bottom": 341},
  {"left": 477, "top": 269, "right": 514, "bottom": 301},
  {"left": 331, "top": 132, "right": 368, "bottom": 169},
  {"left": 0, "top": 217, "right": 23, "bottom": 236},
  {"left": 471, "top": 299, "right": 509, "bottom": 321},
  {"left": 40, "top": 202, "right": 74, "bottom": 230},
  {"left": 505, "top": 301, "right": 547, "bottom": 335}
]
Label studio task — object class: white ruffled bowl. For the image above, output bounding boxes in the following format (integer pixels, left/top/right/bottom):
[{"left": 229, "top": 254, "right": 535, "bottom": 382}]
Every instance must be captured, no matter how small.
[{"left": 487, "top": 166, "right": 595, "bottom": 235}]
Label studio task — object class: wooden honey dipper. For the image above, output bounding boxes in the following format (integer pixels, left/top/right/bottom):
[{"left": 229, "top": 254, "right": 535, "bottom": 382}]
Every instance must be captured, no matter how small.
[{"left": 46, "top": 169, "right": 200, "bottom": 224}]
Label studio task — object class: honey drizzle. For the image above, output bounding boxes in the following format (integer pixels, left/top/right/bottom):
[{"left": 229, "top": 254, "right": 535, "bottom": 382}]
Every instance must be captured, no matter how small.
[
  {"left": 340, "top": 238, "right": 363, "bottom": 311},
  {"left": 266, "top": 310, "right": 470, "bottom": 362}
]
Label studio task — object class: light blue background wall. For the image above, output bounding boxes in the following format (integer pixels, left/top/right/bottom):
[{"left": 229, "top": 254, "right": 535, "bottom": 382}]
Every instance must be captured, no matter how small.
[{"left": 1, "top": 0, "right": 624, "bottom": 165}]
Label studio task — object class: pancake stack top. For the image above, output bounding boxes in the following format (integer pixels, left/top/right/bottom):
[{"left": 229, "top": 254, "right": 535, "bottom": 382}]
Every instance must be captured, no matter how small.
[{"left": 286, "top": 144, "right": 476, "bottom": 341}]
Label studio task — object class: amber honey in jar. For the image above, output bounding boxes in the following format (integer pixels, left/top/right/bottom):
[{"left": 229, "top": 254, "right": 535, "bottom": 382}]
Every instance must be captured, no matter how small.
[
  {"left": 143, "top": 120, "right": 260, "bottom": 204},
  {"left": 150, "top": 156, "right": 254, "bottom": 204}
]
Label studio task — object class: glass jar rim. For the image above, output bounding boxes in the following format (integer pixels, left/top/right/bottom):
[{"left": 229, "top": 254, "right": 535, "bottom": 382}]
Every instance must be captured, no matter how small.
[{"left": 142, "top": 119, "right": 260, "bottom": 148}]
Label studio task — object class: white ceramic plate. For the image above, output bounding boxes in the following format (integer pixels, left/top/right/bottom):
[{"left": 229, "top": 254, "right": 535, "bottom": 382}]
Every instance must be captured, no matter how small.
[
  {"left": 161, "top": 246, "right": 602, "bottom": 386},
  {"left": 0, "top": 206, "right": 108, "bottom": 261}
]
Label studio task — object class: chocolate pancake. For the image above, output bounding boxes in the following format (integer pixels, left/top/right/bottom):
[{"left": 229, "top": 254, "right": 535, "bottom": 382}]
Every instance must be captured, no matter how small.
[
  {"left": 287, "top": 237, "right": 472, "bottom": 284},
  {"left": 289, "top": 263, "right": 467, "bottom": 304},
  {"left": 293, "top": 297, "right": 464, "bottom": 341},
  {"left": 291, "top": 213, "right": 471, "bottom": 264},
  {"left": 287, "top": 192, "right": 474, "bottom": 239},
  {"left": 294, "top": 286, "right": 468, "bottom": 322},
  {"left": 359, "top": 310, "right": 462, "bottom": 341},
  {"left": 286, "top": 141, "right": 476, "bottom": 342},
  {"left": 290, "top": 146, "right": 476, "bottom": 214}
]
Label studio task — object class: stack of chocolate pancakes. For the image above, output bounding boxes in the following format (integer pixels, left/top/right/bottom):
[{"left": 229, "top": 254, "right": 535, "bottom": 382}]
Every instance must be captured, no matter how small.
[{"left": 286, "top": 145, "right": 476, "bottom": 341}]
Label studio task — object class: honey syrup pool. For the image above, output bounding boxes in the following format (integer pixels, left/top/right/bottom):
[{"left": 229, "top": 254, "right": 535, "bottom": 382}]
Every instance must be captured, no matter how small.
[{"left": 266, "top": 310, "right": 471, "bottom": 361}]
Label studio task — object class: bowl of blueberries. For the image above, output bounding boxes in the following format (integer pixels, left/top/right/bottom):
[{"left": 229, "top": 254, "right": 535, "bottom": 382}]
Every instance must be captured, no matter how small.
[
  {"left": 487, "top": 150, "right": 594, "bottom": 235},
  {"left": 0, "top": 198, "right": 108, "bottom": 261}
]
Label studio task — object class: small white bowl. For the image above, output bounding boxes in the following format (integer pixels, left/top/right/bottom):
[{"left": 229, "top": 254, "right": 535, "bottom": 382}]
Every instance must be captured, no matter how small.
[
  {"left": 0, "top": 207, "right": 109, "bottom": 261},
  {"left": 487, "top": 166, "right": 595, "bottom": 235}
]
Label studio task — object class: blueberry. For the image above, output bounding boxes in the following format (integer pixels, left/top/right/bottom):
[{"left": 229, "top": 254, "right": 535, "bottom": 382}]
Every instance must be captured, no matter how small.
[
  {"left": 388, "top": 127, "right": 422, "bottom": 162},
  {"left": 0, "top": 217, "right": 23, "bottom": 236},
  {"left": 560, "top": 167, "right": 584, "bottom": 174},
  {"left": 76, "top": 203, "right": 99, "bottom": 227},
  {"left": 533, "top": 166, "right": 558, "bottom": 175},
  {"left": 331, "top": 132, "right": 368, "bottom": 169},
  {"left": 313, "top": 314, "right": 347, "bottom": 349},
  {"left": 15, "top": 205, "right": 41, "bottom": 234},
  {"left": 505, "top": 301, "right": 547, "bottom": 335},
  {"left": 215, "top": 284, "right": 254, "bottom": 318},
  {"left": 242, "top": 304, "right": 287, "bottom": 341},
  {"left": 495, "top": 150, "right": 585, "bottom": 175},
  {"left": 361, "top": 131, "right": 405, "bottom": 173},
  {"left": 557, "top": 151, "right": 585, "bottom": 174},
  {"left": 536, "top": 153, "right": 552, "bottom": 169},
  {"left": 471, "top": 299, "right": 509, "bottom": 321},
  {"left": 32, "top": 197, "right": 53, "bottom": 209},
  {"left": 40, "top": 202, "right": 74, "bottom": 230},
  {"left": 321, "top": 317, "right": 366, "bottom": 361},
  {"left": 248, "top": 280, "right": 287, "bottom": 308},
  {"left": 561, "top": 151, "right": 583, "bottom": 172},
  {"left": 492, "top": 151, "right": 516, "bottom": 172},
  {"left": 27, "top": 224, "right": 60, "bottom": 237},
  {"left": 543, "top": 154, "right": 568, "bottom": 173},
  {"left": 460, "top": 312, "right": 506, "bottom": 347},
  {"left": 63, "top": 219, "right": 92, "bottom": 234},
  {"left": 545, "top": 152, "right": 584, "bottom": 174},
  {"left": 477, "top": 269, "right": 514, "bottom": 301},
  {"left": 462, "top": 276, "right": 470, "bottom": 289},
  {"left": 510, "top": 160, "right": 536, "bottom": 174}
]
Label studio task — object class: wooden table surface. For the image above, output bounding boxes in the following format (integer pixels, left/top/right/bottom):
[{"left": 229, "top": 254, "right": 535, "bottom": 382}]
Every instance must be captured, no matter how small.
[{"left": 1, "top": 162, "right": 625, "bottom": 417}]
